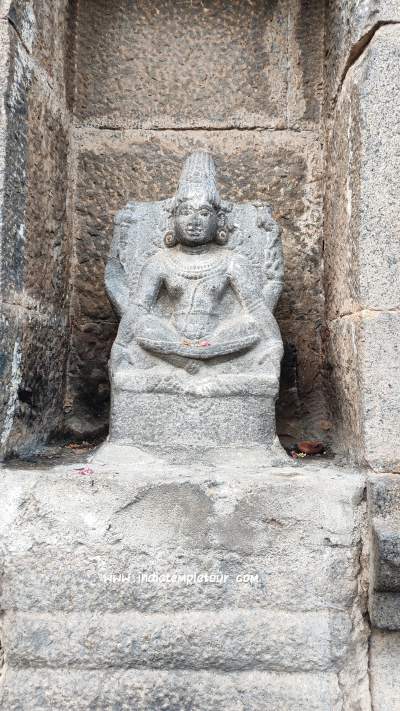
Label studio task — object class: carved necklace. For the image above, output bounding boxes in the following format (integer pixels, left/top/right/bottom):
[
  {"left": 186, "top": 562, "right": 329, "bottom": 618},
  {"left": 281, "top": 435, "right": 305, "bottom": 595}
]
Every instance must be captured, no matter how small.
[{"left": 163, "top": 247, "right": 228, "bottom": 279}]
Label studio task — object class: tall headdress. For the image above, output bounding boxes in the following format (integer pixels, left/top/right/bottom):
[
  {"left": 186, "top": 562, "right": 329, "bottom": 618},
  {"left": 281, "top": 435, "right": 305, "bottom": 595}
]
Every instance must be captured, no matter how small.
[{"left": 175, "top": 151, "right": 220, "bottom": 207}]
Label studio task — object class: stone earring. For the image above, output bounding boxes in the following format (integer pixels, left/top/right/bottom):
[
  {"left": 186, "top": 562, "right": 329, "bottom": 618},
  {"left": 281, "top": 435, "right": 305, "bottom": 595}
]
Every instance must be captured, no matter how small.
[
  {"left": 216, "top": 228, "right": 228, "bottom": 245},
  {"left": 164, "top": 230, "right": 177, "bottom": 248}
]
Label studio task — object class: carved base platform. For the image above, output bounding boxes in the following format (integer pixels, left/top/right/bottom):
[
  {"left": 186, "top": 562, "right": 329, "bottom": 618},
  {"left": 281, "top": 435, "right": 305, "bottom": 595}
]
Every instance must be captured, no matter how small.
[{"left": 109, "top": 391, "right": 279, "bottom": 451}]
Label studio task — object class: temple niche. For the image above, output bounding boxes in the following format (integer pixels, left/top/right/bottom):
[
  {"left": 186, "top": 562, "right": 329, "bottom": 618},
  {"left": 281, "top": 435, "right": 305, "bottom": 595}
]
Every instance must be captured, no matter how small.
[
  {"left": 0, "top": 0, "right": 328, "bottom": 455},
  {"left": 1, "top": 1, "right": 400, "bottom": 710},
  {"left": 64, "top": 0, "right": 327, "bottom": 449}
]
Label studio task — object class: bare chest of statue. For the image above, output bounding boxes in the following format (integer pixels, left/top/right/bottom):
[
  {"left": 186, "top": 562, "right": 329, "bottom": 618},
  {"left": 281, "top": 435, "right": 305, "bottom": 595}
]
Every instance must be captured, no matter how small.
[{"left": 159, "top": 250, "right": 233, "bottom": 341}]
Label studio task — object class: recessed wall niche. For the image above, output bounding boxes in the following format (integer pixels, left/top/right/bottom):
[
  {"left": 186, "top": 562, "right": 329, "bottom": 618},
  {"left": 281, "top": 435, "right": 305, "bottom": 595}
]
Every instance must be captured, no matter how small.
[{"left": 65, "top": 0, "right": 327, "bottom": 443}]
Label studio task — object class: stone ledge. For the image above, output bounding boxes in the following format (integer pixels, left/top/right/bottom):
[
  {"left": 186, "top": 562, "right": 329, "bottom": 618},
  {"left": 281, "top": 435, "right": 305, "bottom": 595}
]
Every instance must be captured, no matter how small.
[
  {"left": 0, "top": 459, "right": 363, "bottom": 619},
  {"left": 1, "top": 542, "right": 360, "bottom": 614},
  {"left": 3, "top": 607, "right": 351, "bottom": 673},
  {"left": 0, "top": 668, "right": 342, "bottom": 711},
  {"left": 0, "top": 457, "right": 366, "bottom": 551}
]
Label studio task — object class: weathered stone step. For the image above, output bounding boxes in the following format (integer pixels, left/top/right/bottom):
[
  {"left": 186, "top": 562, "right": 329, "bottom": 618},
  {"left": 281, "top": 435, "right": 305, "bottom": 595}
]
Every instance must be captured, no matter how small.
[
  {"left": 1, "top": 542, "right": 358, "bottom": 614},
  {"left": 0, "top": 463, "right": 368, "bottom": 708},
  {"left": 0, "top": 668, "right": 342, "bottom": 710},
  {"left": 4, "top": 608, "right": 350, "bottom": 673},
  {"left": 0, "top": 462, "right": 365, "bottom": 556}
]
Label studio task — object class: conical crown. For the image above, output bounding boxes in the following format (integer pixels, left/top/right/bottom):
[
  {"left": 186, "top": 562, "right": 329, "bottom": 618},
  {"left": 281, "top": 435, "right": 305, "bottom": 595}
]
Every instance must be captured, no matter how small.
[{"left": 175, "top": 151, "right": 220, "bottom": 207}]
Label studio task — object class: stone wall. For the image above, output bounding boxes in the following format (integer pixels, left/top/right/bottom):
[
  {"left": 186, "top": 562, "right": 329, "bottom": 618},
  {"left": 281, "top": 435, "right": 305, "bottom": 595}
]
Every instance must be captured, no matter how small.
[
  {"left": 323, "top": 2, "right": 400, "bottom": 470},
  {"left": 65, "top": 0, "right": 328, "bottom": 442},
  {"left": 0, "top": 0, "right": 74, "bottom": 457},
  {"left": 321, "top": 5, "right": 400, "bottom": 706},
  {"left": 4, "top": 0, "right": 399, "bottom": 467}
]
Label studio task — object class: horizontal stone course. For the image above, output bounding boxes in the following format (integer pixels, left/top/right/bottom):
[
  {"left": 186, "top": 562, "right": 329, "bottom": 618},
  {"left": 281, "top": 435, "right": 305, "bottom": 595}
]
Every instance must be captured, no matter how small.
[
  {"left": 4, "top": 607, "right": 350, "bottom": 672},
  {"left": 74, "top": 0, "right": 288, "bottom": 128},
  {"left": 0, "top": 668, "right": 342, "bottom": 711},
  {"left": 0, "top": 461, "right": 365, "bottom": 551},
  {"left": 1, "top": 543, "right": 359, "bottom": 614}
]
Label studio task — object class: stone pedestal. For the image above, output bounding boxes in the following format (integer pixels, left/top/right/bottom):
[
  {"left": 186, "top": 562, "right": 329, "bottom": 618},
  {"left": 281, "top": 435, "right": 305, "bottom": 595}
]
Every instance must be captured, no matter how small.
[
  {"left": 110, "top": 391, "right": 277, "bottom": 449},
  {"left": 0, "top": 456, "right": 369, "bottom": 710}
]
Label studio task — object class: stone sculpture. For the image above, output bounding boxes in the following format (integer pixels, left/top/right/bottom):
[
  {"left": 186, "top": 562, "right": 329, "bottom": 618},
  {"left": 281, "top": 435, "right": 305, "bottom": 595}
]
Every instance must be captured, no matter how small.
[{"left": 103, "top": 151, "right": 285, "bottom": 455}]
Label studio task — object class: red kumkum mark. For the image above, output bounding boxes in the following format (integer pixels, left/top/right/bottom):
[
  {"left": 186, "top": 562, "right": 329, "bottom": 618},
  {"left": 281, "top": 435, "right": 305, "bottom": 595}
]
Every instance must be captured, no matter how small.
[{"left": 74, "top": 466, "right": 95, "bottom": 476}]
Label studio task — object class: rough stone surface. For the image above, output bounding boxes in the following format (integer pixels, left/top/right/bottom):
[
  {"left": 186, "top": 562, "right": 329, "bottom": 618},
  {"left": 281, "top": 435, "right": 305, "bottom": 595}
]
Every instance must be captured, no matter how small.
[
  {"left": 325, "top": 316, "right": 363, "bottom": 466},
  {"left": 327, "top": 312, "right": 400, "bottom": 471},
  {"left": 325, "top": 0, "right": 400, "bottom": 105},
  {"left": 369, "top": 593, "right": 400, "bottom": 631},
  {"left": 0, "top": 0, "right": 73, "bottom": 458},
  {"left": 368, "top": 473, "right": 400, "bottom": 630},
  {"left": 371, "top": 518, "right": 400, "bottom": 593},
  {"left": 0, "top": 459, "right": 370, "bottom": 709},
  {"left": 287, "top": 0, "right": 325, "bottom": 129},
  {"left": 369, "top": 473, "right": 400, "bottom": 519},
  {"left": 74, "top": 0, "right": 324, "bottom": 130},
  {"left": 370, "top": 631, "right": 400, "bottom": 710},
  {"left": 6, "top": 0, "right": 73, "bottom": 99},
  {"left": 324, "top": 26, "right": 400, "bottom": 469},
  {"left": 3, "top": 608, "right": 350, "bottom": 671},
  {"left": 325, "top": 26, "right": 400, "bottom": 319},
  {"left": 0, "top": 303, "right": 68, "bottom": 457},
  {"left": 0, "top": 669, "right": 342, "bottom": 711}
]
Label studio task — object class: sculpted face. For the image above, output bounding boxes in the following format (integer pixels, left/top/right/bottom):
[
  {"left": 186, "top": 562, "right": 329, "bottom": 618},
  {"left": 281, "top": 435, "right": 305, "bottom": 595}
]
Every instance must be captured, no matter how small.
[{"left": 174, "top": 197, "right": 218, "bottom": 247}]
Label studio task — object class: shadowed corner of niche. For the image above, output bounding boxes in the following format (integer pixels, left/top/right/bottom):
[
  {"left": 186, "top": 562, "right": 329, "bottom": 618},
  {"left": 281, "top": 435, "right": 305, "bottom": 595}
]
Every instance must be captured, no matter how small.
[{"left": 276, "top": 341, "right": 333, "bottom": 462}]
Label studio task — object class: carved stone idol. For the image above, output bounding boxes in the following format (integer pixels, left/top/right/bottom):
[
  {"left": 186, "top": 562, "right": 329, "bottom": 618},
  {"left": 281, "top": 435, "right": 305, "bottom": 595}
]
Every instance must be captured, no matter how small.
[{"left": 103, "top": 151, "right": 285, "bottom": 456}]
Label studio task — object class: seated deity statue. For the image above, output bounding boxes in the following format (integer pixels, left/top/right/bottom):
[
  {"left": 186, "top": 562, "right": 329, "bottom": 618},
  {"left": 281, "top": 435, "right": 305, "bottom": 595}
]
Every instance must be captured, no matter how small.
[{"left": 103, "top": 151, "right": 285, "bottom": 454}]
